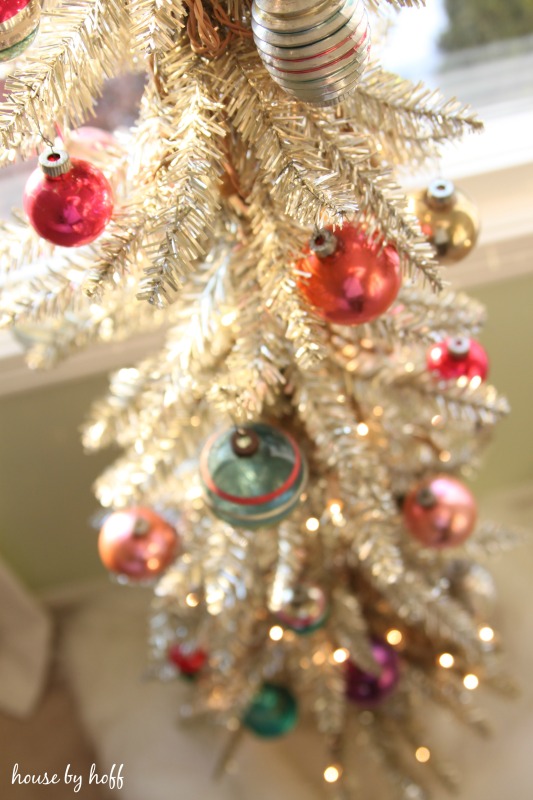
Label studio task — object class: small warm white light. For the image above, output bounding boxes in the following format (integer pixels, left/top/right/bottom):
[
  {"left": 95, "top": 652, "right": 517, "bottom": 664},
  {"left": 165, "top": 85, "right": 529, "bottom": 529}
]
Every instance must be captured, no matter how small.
[
  {"left": 186, "top": 592, "right": 199, "bottom": 608},
  {"left": 306, "top": 517, "right": 320, "bottom": 532},
  {"left": 269, "top": 625, "right": 284, "bottom": 642},
  {"left": 190, "top": 415, "right": 201, "bottom": 427},
  {"left": 438, "top": 653, "right": 455, "bottom": 669},
  {"left": 342, "top": 344, "right": 357, "bottom": 358},
  {"left": 386, "top": 629, "right": 403, "bottom": 646},
  {"left": 312, "top": 650, "right": 327, "bottom": 666},
  {"left": 328, "top": 501, "right": 343, "bottom": 516},
  {"left": 324, "top": 765, "right": 341, "bottom": 783},
  {"left": 221, "top": 310, "right": 238, "bottom": 327},
  {"left": 431, "top": 414, "right": 443, "bottom": 428},
  {"left": 457, "top": 375, "right": 469, "bottom": 388},
  {"left": 479, "top": 626, "right": 495, "bottom": 643},
  {"left": 439, "top": 450, "right": 452, "bottom": 463},
  {"left": 333, "top": 648, "right": 349, "bottom": 664},
  {"left": 373, "top": 405, "right": 384, "bottom": 417},
  {"left": 463, "top": 673, "right": 479, "bottom": 690},
  {"left": 415, "top": 747, "right": 431, "bottom": 764},
  {"left": 405, "top": 361, "right": 415, "bottom": 373},
  {"left": 470, "top": 375, "right": 483, "bottom": 390},
  {"left": 356, "top": 422, "right": 369, "bottom": 437}
]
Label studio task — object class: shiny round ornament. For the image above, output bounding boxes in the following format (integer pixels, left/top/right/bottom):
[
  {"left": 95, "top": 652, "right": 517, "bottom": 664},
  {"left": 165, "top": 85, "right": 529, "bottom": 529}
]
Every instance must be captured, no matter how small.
[
  {"left": 98, "top": 507, "right": 180, "bottom": 581},
  {"left": 403, "top": 475, "right": 477, "bottom": 549},
  {"left": 168, "top": 644, "right": 207, "bottom": 679},
  {"left": 409, "top": 179, "right": 479, "bottom": 265},
  {"left": 23, "top": 147, "right": 114, "bottom": 247},
  {"left": 0, "top": 0, "right": 40, "bottom": 63},
  {"left": 252, "top": 0, "right": 371, "bottom": 107},
  {"left": 272, "top": 582, "right": 328, "bottom": 634},
  {"left": 446, "top": 560, "right": 496, "bottom": 620},
  {"left": 297, "top": 225, "right": 401, "bottom": 326},
  {"left": 200, "top": 423, "right": 307, "bottom": 529},
  {"left": 346, "top": 640, "right": 399, "bottom": 707},
  {"left": 427, "top": 336, "right": 489, "bottom": 382},
  {"left": 243, "top": 683, "right": 298, "bottom": 738}
]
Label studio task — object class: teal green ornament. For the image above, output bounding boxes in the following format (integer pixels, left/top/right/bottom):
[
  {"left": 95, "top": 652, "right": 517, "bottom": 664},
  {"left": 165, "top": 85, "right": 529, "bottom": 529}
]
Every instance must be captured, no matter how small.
[
  {"left": 200, "top": 423, "right": 307, "bottom": 529},
  {"left": 243, "top": 684, "right": 298, "bottom": 738}
]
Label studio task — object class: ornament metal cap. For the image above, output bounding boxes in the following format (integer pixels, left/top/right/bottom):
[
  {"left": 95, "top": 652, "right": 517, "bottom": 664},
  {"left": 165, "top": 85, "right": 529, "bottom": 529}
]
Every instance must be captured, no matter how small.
[
  {"left": 310, "top": 229, "right": 337, "bottom": 258},
  {"left": 426, "top": 178, "right": 456, "bottom": 209},
  {"left": 132, "top": 517, "right": 151, "bottom": 536},
  {"left": 231, "top": 427, "right": 260, "bottom": 457},
  {"left": 39, "top": 147, "right": 72, "bottom": 177},
  {"left": 448, "top": 336, "right": 471, "bottom": 359},
  {"left": 416, "top": 486, "right": 438, "bottom": 509}
]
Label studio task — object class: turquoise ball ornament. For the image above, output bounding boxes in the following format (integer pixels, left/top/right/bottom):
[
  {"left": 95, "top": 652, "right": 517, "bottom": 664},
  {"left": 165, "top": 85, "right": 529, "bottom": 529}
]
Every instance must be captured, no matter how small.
[
  {"left": 243, "top": 684, "right": 298, "bottom": 738},
  {"left": 0, "top": 0, "right": 41, "bottom": 63},
  {"left": 200, "top": 423, "right": 307, "bottom": 529}
]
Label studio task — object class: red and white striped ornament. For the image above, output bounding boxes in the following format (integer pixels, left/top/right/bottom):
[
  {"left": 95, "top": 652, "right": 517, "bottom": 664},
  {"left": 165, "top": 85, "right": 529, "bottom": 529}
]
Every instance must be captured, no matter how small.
[{"left": 252, "top": 0, "right": 370, "bottom": 106}]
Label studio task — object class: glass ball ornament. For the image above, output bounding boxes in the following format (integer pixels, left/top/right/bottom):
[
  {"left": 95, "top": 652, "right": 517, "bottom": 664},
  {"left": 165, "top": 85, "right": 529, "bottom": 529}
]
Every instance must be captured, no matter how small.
[
  {"left": 251, "top": 0, "right": 371, "bottom": 107},
  {"left": 297, "top": 225, "right": 401, "bottom": 326},
  {"left": 409, "top": 178, "right": 479, "bottom": 265},
  {"left": 23, "top": 147, "right": 114, "bottom": 247},
  {"left": 200, "top": 423, "right": 307, "bottom": 529},
  {"left": 0, "top": 0, "right": 40, "bottom": 63},
  {"left": 272, "top": 582, "right": 328, "bottom": 634},
  {"left": 403, "top": 475, "right": 477, "bottom": 549},
  {"left": 243, "top": 683, "right": 298, "bottom": 738},
  {"left": 168, "top": 644, "right": 207, "bottom": 679},
  {"left": 98, "top": 507, "right": 180, "bottom": 582},
  {"left": 346, "top": 640, "right": 399, "bottom": 707},
  {"left": 427, "top": 336, "right": 489, "bottom": 382}
]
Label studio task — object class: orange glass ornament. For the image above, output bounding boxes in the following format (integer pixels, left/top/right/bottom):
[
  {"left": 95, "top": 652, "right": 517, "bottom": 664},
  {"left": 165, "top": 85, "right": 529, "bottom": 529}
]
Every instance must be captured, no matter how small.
[
  {"left": 98, "top": 507, "right": 179, "bottom": 581},
  {"left": 403, "top": 475, "right": 477, "bottom": 549},
  {"left": 297, "top": 225, "right": 401, "bottom": 326}
]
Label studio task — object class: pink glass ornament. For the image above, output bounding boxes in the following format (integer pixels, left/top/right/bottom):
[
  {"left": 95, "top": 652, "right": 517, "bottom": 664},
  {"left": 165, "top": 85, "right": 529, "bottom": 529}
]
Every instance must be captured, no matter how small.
[
  {"left": 346, "top": 640, "right": 399, "bottom": 707},
  {"left": 297, "top": 225, "right": 401, "bottom": 326},
  {"left": 98, "top": 507, "right": 179, "bottom": 581},
  {"left": 68, "top": 126, "right": 118, "bottom": 159},
  {"left": 274, "top": 582, "right": 328, "bottom": 634},
  {"left": 403, "top": 475, "right": 477, "bottom": 549},
  {"left": 427, "top": 336, "right": 489, "bottom": 381},
  {"left": 23, "top": 148, "right": 113, "bottom": 247},
  {"left": 168, "top": 645, "right": 207, "bottom": 677}
]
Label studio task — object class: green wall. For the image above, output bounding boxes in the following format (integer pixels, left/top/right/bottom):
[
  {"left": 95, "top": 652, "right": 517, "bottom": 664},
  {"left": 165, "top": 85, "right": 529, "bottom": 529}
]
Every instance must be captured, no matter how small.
[
  {"left": 0, "top": 373, "right": 114, "bottom": 590},
  {"left": 469, "top": 272, "right": 533, "bottom": 494}
]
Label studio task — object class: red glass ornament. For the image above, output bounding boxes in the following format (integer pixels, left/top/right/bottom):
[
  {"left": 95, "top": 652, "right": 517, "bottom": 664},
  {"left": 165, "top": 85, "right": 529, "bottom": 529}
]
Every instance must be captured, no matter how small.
[
  {"left": 0, "top": 0, "right": 40, "bottom": 62},
  {"left": 98, "top": 507, "right": 179, "bottom": 581},
  {"left": 427, "top": 336, "right": 489, "bottom": 382},
  {"left": 297, "top": 225, "right": 401, "bottom": 326},
  {"left": 403, "top": 475, "right": 477, "bottom": 549},
  {"left": 23, "top": 149, "right": 113, "bottom": 247},
  {"left": 168, "top": 644, "right": 207, "bottom": 677},
  {"left": 0, "top": 0, "right": 33, "bottom": 22},
  {"left": 346, "top": 640, "right": 399, "bottom": 707}
]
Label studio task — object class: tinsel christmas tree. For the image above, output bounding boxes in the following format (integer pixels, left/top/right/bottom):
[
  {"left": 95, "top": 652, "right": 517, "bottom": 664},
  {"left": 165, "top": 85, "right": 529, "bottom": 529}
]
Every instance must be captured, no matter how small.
[{"left": 0, "top": 0, "right": 523, "bottom": 797}]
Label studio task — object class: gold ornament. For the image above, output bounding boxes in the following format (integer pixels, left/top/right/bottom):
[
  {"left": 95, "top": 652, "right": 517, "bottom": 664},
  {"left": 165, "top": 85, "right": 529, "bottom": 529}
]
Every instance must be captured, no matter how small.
[{"left": 409, "top": 179, "right": 480, "bottom": 265}]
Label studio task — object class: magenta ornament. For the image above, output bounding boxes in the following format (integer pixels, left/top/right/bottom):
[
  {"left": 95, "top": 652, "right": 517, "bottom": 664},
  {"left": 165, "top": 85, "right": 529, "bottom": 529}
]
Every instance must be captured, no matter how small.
[{"left": 346, "top": 640, "right": 399, "bottom": 707}]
